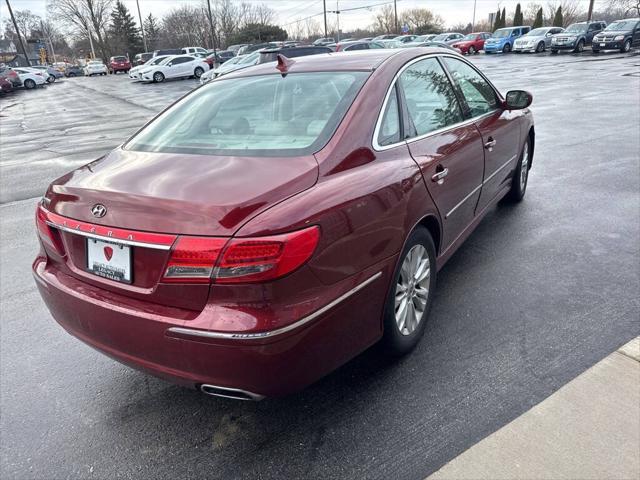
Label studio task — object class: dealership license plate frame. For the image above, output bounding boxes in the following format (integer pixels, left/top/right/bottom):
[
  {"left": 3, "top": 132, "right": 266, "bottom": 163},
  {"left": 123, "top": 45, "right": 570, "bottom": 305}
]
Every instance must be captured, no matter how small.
[{"left": 86, "top": 238, "right": 133, "bottom": 284}]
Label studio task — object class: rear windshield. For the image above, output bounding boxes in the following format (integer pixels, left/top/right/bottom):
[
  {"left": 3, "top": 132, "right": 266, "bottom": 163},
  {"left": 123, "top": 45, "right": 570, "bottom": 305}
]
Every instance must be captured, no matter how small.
[
  {"left": 113, "top": 56, "right": 127, "bottom": 62},
  {"left": 125, "top": 71, "right": 368, "bottom": 157}
]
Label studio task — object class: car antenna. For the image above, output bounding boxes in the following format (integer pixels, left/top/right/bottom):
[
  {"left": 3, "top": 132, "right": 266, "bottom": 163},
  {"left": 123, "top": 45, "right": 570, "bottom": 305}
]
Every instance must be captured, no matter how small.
[{"left": 276, "top": 54, "right": 294, "bottom": 77}]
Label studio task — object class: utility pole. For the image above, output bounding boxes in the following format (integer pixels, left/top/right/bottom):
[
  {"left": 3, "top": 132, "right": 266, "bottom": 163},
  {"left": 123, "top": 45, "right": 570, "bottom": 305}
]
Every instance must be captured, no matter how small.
[
  {"left": 206, "top": 0, "right": 217, "bottom": 62},
  {"left": 135, "top": 0, "right": 148, "bottom": 52},
  {"left": 323, "top": 0, "right": 327, "bottom": 38},
  {"left": 587, "top": 0, "right": 595, "bottom": 21},
  {"left": 5, "top": 0, "right": 30, "bottom": 66},
  {"left": 87, "top": 24, "right": 96, "bottom": 59},
  {"left": 472, "top": 0, "right": 477, "bottom": 32},
  {"left": 394, "top": 0, "right": 398, "bottom": 34},
  {"left": 336, "top": 0, "right": 340, "bottom": 42}
]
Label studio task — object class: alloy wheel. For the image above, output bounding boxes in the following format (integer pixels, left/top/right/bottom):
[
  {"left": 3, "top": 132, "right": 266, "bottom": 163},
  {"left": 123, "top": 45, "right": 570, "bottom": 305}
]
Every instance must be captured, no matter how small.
[
  {"left": 395, "top": 245, "right": 430, "bottom": 336},
  {"left": 520, "top": 141, "right": 529, "bottom": 190},
  {"left": 153, "top": 72, "right": 164, "bottom": 83},
  {"left": 468, "top": 46, "right": 475, "bottom": 55}
]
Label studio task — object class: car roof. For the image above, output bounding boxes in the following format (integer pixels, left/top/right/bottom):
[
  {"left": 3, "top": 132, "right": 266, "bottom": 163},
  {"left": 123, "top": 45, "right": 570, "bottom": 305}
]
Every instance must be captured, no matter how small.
[{"left": 222, "top": 47, "right": 455, "bottom": 78}]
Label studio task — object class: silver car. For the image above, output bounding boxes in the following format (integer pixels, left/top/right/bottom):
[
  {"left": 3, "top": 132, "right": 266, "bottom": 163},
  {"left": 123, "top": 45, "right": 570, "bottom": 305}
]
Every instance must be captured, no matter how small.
[{"left": 513, "top": 27, "right": 565, "bottom": 53}]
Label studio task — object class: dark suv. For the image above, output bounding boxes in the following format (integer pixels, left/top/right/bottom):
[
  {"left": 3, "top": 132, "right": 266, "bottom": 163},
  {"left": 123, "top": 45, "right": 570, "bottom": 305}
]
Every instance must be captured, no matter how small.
[
  {"left": 257, "top": 46, "right": 332, "bottom": 64},
  {"left": 592, "top": 18, "right": 640, "bottom": 53},
  {"left": 551, "top": 21, "right": 606, "bottom": 53}
]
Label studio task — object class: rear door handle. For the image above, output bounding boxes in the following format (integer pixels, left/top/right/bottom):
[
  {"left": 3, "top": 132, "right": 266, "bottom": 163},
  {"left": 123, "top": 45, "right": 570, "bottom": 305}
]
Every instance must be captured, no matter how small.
[
  {"left": 484, "top": 138, "right": 497, "bottom": 150},
  {"left": 431, "top": 168, "right": 449, "bottom": 184}
]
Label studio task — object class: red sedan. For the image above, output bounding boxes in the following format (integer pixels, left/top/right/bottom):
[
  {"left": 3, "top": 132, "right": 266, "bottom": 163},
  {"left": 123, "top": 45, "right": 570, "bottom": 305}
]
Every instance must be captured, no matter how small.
[
  {"left": 109, "top": 55, "right": 131, "bottom": 74},
  {"left": 33, "top": 49, "right": 534, "bottom": 399},
  {"left": 452, "top": 32, "right": 492, "bottom": 54}
]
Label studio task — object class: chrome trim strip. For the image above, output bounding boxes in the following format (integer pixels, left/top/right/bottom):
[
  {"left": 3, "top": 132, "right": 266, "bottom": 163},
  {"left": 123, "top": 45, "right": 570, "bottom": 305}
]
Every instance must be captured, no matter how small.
[
  {"left": 200, "top": 384, "right": 265, "bottom": 401},
  {"left": 372, "top": 53, "right": 502, "bottom": 152},
  {"left": 445, "top": 184, "right": 482, "bottom": 218},
  {"left": 483, "top": 154, "right": 517, "bottom": 184},
  {"left": 168, "top": 271, "right": 383, "bottom": 341},
  {"left": 48, "top": 223, "right": 172, "bottom": 250}
]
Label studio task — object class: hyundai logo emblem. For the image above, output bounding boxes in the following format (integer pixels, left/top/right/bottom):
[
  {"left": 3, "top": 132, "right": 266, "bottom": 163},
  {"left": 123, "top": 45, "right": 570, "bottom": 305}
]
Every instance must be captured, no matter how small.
[{"left": 91, "top": 204, "right": 107, "bottom": 218}]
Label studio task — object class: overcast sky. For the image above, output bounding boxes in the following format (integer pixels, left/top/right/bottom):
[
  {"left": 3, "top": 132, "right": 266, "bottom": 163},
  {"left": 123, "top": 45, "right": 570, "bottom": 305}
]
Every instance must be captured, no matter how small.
[{"left": 2, "top": 0, "right": 607, "bottom": 31}]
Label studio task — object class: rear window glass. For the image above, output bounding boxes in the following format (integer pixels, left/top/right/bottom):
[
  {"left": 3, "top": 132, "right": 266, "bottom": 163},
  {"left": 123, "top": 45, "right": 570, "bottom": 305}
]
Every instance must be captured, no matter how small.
[
  {"left": 125, "top": 71, "right": 368, "bottom": 157},
  {"left": 113, "top": 56, "right": 127, "bottom": 62}
]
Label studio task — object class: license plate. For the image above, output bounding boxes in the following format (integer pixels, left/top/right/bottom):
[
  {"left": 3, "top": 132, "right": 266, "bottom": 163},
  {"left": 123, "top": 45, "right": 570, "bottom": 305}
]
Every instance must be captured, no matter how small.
[
  {"left": 600, "top": 43, "right": 606, "bottom": 47},
  {"left": 87, "top": 238, "right": 132, "bottom": 283}
]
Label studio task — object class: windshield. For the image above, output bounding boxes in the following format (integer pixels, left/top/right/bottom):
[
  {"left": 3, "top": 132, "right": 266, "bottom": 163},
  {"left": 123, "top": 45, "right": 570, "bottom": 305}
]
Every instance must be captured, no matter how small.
[
  {"left": 463, "top": 34, "right": 478, "bottom": 40},
  {"left": 125, "top": 72, "right": 368, "bottom": 157},
  {"left": 88, "top": 61, "right": 103, "bottom": 65},
  {"left": 147, "top": 56, "right": 167, "bottom": 65},
  {"left": 565, "top": 23, "right": 587, "bottom": 33},
  {"left": 528, "top": 28, "right": 549, "bottom": 36},
  {"left": 605, "top": 20, "right": 635, "bottom": 30},
  {"left": 238, "top": 51, "right": 260, "bottom": 64},
  {"left": 492, "top": 29, "right": 513, "bottom": 38}
]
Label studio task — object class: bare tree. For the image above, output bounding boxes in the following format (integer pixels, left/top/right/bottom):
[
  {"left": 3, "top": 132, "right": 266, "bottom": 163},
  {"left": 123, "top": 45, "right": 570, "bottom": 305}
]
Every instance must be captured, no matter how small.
[
  {"left": 401, "top": 8, "right": 444, "bottom": 34},
  {"left": 373, "top": 5, "right": 396, "bottom": 34},
  {"left": 545, "top": 0, "right": 584, "bottom": 26},
  {"left": 607, "top": 0, "right": 640, "bottom": 16},
  {"left": 2, "top": 9, "right": 42, "bottom": 41},
  {"left": 524, "top": 3, "right": 545, "bottom": 25},
  {"left": 161, "top": 5, "right": 208, "bottom": 48}
]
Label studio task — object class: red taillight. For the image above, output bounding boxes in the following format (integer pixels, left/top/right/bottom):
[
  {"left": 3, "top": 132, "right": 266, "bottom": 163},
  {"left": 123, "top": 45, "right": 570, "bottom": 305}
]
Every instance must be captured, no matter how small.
[
  {"left": 35, "top": 205, "right": 64, "bottom": 256},
  {"left": 162, "top": 236, "right": 227, "bottom": 283},
  {"left": 215, "top": 226, "right": 320, "bottom": 283},
  {"left": 161, "top": 226, "right": 320, "bottom": 284}
]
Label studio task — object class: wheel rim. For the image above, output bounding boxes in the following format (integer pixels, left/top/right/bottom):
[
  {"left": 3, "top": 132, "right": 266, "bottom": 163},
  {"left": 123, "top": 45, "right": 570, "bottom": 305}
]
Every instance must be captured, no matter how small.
[
  {"left": 469, "top": 46, "right": 475, "bottom": 54},
  {"left": 154, "top": 73, "right": 163, "bottom": 82},
  {"left": 195, "top": 68, "right": 203, "bottom": 78},
  {"left": 577, "top": 41, "right": 584, "bottom": 52},
  {"left": 624, "top": 41, "right": 630, "bottom": 52},
  {"left": 520, "top": 142, "right": 529, "bottom": 190},
  {"left": 395, "top": 245, "right": 430, "bottom": 336}
]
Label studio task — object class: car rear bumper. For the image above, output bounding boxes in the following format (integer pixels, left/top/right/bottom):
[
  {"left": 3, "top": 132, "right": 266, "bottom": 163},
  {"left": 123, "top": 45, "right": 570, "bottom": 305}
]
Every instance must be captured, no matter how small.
[{"left": 33, "top": 256, "right": 389, "bottom": 397}]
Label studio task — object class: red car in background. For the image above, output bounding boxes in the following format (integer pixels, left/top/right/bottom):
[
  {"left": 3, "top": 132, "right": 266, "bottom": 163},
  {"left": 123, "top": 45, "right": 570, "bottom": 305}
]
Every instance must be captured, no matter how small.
[
  {"left": 33, "top": 49, "right": 534, "bottom": 400},
  {"left": 452, "top": 32, "right": 492, "bottom": 54},
  {"left": 0, "top": 77, "right": 13, "bottom": 94},
  {"left": 0, "top": 66, "right": 22, "bottom": 88},
  {"left": 109, "top": 56, "right": 131, "bottom": 74}
]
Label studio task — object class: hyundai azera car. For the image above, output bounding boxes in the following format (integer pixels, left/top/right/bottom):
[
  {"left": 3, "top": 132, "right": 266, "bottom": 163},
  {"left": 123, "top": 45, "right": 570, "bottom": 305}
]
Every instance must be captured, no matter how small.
[{"left": 33, "top": 48, "right": 534, "bottom": 400}]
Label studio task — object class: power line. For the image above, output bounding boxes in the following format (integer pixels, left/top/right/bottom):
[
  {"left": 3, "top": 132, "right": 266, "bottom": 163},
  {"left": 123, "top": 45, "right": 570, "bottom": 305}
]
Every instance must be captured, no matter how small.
[{"left": 282, "top": 0, "right": 400, "bottom": 28}]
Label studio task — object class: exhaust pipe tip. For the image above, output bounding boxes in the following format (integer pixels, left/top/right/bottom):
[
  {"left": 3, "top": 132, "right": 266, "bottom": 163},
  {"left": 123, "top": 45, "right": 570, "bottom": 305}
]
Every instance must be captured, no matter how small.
[{"left": 199, "top": 384, "right": 265, "bottom": 401}]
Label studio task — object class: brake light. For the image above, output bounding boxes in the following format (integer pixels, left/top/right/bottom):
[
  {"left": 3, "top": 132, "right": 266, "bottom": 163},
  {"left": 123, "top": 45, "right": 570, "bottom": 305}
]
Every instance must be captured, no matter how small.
[
  {"left": 162, "top": 236, "right": 227, "bottom": 283},
  {"left": 215, "top": 226, "right": 320, "bottom": 283},
  {"left": 35, "top": 205, "right": 65, "bottom": 256}
]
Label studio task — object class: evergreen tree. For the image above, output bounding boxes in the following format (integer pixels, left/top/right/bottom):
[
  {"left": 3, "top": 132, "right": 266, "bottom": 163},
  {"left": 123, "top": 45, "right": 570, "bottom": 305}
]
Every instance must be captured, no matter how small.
[
  {"left": 143, "top": 13, "right": 160, "bottom": 51},
  {"left": 501, "top": 8, "right": 506, "bottom": 27},
  {"left": 513, "top": 3, "right": 523, "bottom": 26},
  {"left": 532, "top": 7, "right": 544, "bottom": 29},
  {"left": 552, "top": 6, "right": 563, "bottom": 27},
  {"left": 109, "top": 0, "right": 142, "bottom": 60},
  {"left": 493, "top": 9, "right": 501, "bottom": 31}
]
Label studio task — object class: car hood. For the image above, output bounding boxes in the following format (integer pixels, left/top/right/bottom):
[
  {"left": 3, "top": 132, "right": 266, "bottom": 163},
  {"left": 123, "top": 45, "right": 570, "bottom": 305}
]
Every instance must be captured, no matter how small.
[
  {"left": 45, "top": 147, "right": 319, "bottom": 236},
  {"left": 597, "top": 29, "right": 631, "bottom": 34},
  {"left": 517, "top": 35, "right": 545, "bottom": 41}
]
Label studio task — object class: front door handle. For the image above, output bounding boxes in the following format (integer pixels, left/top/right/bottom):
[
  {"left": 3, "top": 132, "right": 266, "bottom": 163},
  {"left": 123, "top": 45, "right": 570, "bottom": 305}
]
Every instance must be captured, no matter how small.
[
  {"left": 484, "top": 138, "right": 497, "bottom": 150},
  {"left": 431, "top": 167, "right": 449, "bottom": 184}
]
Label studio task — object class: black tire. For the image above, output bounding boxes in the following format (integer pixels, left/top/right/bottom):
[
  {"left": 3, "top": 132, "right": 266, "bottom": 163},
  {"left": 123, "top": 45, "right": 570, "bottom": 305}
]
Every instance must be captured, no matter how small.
[
  {"left": 194, "top": 67, "right": 204, "bottom": 78},
  {"left": 621, "top": 39, "right": 631, "bottom": 53},
  {"left": 505, "top": 137, "right": 532, "bottom": 203},
  {"left": 574, "top": 39, "right": 584, "bottom": 53},
  {"left": 536, "top": 41, "right": 545, "bottom": 53},
  {"left": 47, "top": 75, "right": 56, "bottom": 83},
  {"left": 153, "top": 71, "right": 165, "bottom": 83},
  {"left": 24, "top": 79, "right": 36, "bottom": 89},
  {"left": 551, "top": 49, "right": 558, "bottom": 54},
  {"left": 503, "top": 42, "right": 512, "bottom": 53},
  {"left": 68, "top": 72, "right": 76, "bottom": 77},
  {"left": 381, "top": 227, "right": 437, "bottom": 356},
  {"left": 468, "top": 45, "right": 476, "bottom": 55}
]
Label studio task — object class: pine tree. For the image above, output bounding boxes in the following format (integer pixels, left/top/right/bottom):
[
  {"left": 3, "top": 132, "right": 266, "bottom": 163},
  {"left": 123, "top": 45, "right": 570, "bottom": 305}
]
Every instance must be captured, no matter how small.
[
  {"left": 500, "top": 8, "right": 507, "bottom": 28},
  {"left": 552, "top": 6, "right": 563, "bottom": 27},
  {"left": 493, "top": 9, "right": 501, "bottom": 31},
  {"left": 532, "top": 7, "right": 544, "bottom": 29},
  {"left": 143, "top": 13, "right": 160, "bottom": 51},
  {"left": 109, "top": 0, "right": 142, "bottom": 60},
  {"left": 513, "top": 3, "right": 523, "bottom": 26}
]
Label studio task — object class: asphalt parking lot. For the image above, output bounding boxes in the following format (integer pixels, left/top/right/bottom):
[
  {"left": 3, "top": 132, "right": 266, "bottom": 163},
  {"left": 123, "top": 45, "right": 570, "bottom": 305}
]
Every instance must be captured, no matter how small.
[{"left": 1, "top": 50, "right": 639, "bottom": 480}]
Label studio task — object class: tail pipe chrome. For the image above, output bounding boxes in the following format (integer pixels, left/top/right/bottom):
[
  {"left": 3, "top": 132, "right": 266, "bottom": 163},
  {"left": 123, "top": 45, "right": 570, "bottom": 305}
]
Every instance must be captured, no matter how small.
[{"left": 199, "top": 384, "right": 265, "bottom": 401}]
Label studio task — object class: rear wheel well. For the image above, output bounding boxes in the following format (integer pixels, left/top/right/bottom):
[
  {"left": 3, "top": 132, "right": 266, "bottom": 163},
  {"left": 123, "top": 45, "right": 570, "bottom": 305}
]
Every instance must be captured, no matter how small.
[{"left": 418, "top": 215, "right": 441, "bottom": 256}]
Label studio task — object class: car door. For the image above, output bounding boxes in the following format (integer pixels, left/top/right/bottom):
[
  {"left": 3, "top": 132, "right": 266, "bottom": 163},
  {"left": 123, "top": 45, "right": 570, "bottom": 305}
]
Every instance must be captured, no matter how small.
[
  {"left": 586, "top": 23, "right": 600, "bottom": 43},
  {"left": 441, "top": 56, "right": 520, "bottom": 214},
  {"left": 633, "top": 21, "right": 640, "bottom": 46},
  {"left": 399, "top": 56, "right": 485, "bottom": 248},
  {"left": 169, "top": 56, "right": 190, "bottom": 77}
]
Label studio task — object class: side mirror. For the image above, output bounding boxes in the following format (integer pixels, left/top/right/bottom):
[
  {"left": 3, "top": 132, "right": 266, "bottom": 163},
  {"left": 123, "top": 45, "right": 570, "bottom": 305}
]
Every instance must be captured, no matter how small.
[{"left": 504, "top": 90, "right": 532, "bottom": 110}]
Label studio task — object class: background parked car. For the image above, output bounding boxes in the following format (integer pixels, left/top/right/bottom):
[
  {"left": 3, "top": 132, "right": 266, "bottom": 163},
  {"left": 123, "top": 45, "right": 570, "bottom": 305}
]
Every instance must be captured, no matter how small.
[
  {"left": 226, "top": 43, "right": 248, "bottom": 53},
  {"left": 431, "top": 32, "right": 465, "bottom": 45},
  {"left": 109, "top": 56, "right": 131, "bottom": 74},
  {"left": 200, "top": 50, "right": 262, "bottom": 83},
  {"left": 64, "top": 65, "right": 84, "bottom": 77},
  {"left": 0, "top": 76, "right": 13, "bottom": 94},
  {"left": 393, "top": 35, "right": 419, "bottom": 44},
  {"left": 513, "top": 27, "right": 565, "bottom": 53},
  {"left": 401, "top": 34, "right": 437, "bottom": 47},
  {"left": 128, "top": 55, "right": 169, "bottom": 79},
  {"left": 133, "top": 52, "right": 153, "bottom": 65},
  {"left": 592, "top": 18, "right": 640, "bottom": 53},
  {"left": 551, "top": 21, "right": 606, "bottom": 53},
  {"left": 451, "top": 32, "right": 492, "bottom": 54},
  {"left": 335, "top": 40, "right": 385, "bottom": 51},
  {"left": 204, "top": 50, "right": 235, "bottom": 69},
  {"left": 237, "top": 42, "right": 278, "bottom": 55},
  {"left": 84, "top": 60, "right": 108, "bottom": 76},
  {"left": 258, "top": 45, "right": 332, "bottom": 64},
  {"left": 373, "top": 34, "right": 398, "bottom": 41},
  {"left": 484, "top": 26, "right": 531, "bottom": 53},
  {"left": 12, "top": 67, "right": 46, "bottom": 89},
  {"left": 0, "top": 66, "right": 22, "bottom": 88},
  {"left": 153, "top": 48, "right": 183, "bottom": 57},
  {"left": 139, "top": 55, "right": 209, "bottom": 83},
  {"left": 182, "top": 47, "right": 208, "bottom": 55},
  {"left": 31, "top": 65, "right": 64, "bottom": 83},
  {"left": 313, "top": 37, "right": 335, "bottom": 46}
]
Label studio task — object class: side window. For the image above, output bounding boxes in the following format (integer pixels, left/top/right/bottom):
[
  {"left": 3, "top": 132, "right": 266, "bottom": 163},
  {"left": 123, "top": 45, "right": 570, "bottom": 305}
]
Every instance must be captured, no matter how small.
[
  {"left": 346, "top": 43, "right": 367, "bottom": 51},
  {"left": 377, "top": 86, "right": 401, "bottom": 146},
  {"left": 442, "top": 57, "right": 498, "bottom": 117},
  {"left": 399, "top": 57, "right": 463, "bottom": 137},
  {"left": 369, "top": 42, "right": 384, "bottom": 49}
]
